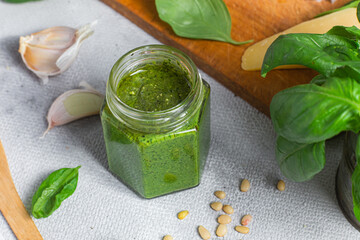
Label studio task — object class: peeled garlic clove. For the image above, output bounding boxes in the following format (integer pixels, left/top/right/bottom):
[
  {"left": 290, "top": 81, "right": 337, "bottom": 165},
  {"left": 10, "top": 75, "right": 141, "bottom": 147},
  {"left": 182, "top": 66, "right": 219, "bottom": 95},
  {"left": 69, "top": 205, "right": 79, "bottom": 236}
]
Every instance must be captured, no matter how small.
[
  {"left": 19, "top": 21, "right": 96, "bottom": 84},
  {"left": 43, "top": 84, "right": 104, "bottom": 136}
]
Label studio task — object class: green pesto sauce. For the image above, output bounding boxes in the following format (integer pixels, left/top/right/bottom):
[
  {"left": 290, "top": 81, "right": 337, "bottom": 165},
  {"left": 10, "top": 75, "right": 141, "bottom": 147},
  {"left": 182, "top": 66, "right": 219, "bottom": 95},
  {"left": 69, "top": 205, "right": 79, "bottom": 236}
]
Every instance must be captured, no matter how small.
[{"left": 116, "top": 61, "right": 191, "bottom": 112}]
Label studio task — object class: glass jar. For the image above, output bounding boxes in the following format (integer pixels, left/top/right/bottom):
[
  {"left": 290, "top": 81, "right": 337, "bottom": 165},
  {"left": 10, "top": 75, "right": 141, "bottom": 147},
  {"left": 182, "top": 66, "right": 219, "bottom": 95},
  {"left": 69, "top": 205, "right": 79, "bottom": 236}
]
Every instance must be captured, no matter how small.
[
  {"left": 100, "top": 45, "right": 211, "bottom": 198},
  {"left": 336, "top": 131, "right": 360, "bottom": 230}
]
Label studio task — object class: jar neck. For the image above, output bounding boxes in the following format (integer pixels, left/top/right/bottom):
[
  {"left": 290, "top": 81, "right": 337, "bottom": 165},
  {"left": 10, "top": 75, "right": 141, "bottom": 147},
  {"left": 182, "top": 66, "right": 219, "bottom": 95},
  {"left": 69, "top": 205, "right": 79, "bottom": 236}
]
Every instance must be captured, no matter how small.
[{"left": 106, "top": 45, "right": 204, "bottom": 133}]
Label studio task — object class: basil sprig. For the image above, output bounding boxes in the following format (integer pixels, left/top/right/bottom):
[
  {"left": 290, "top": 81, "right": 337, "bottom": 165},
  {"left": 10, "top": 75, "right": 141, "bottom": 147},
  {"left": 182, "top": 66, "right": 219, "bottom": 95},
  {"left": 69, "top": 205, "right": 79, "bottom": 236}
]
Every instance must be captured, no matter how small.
[
  {"left": 155, "top": 0, "right": 253, "bottom": 45},
  {"left": 32, "top": 166, "right": 81, "bottom": 218},
  {"left": 262, "top": 4, "right": 360, "bottom": 221}
]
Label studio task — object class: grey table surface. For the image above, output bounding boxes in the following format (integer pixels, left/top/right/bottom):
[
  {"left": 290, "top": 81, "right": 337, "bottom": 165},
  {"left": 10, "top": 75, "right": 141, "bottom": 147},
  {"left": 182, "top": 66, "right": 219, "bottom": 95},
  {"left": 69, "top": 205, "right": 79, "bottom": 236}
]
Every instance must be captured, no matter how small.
[{"left": 0, "top": 0, "right": 359, "bottom": 239}]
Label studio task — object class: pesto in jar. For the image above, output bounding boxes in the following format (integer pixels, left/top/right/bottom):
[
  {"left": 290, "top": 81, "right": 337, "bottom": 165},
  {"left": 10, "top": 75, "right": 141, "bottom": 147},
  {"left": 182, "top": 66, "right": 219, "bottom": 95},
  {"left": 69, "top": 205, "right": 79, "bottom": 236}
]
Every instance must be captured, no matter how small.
[
  {"left": 116, "top": 61, "right": 191, "bottom": 112},
  {"left": 101, "top": 46, "right": 211, "bottom": 199}
]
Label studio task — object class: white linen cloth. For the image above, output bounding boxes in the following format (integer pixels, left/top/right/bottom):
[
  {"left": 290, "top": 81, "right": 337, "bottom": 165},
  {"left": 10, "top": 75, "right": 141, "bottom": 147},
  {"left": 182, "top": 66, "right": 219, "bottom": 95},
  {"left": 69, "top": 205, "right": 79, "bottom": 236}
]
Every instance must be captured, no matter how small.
[{"left": 0, "top": 0, "right": 358, "bottom": 239}]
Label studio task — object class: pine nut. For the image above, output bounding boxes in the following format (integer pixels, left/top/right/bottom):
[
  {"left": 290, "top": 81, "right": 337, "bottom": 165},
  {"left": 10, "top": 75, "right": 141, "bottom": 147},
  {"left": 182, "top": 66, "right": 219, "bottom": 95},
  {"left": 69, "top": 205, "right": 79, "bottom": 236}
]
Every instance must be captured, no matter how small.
[
  {"left": 217, "top": 214, "right": 232, "bottom": 224},
  {"left": 240, "top": 179, "right": 250, "bottom": 192},
  {"left": 277, "top": 180, "right": 285, "bottom": 191},
  {"left": 177, "top": 210, "right": 189, "bottom": 220},
  {"left": 210, "top": 202, "right": 223, "bottom": 211},
  {"left": 222, "top": 204, "right": 234, "bottom": 214},
  {"left": 163, "top": 235, "right": 173, "bottom": 240},
  {"left": 216, "top": 224, "right": 227, "bottom": 237},
  {"left": 241, "top": 214, "right": 252, "bottom": 226},
  {"left": 235, "top": 225, "right": 250, "bottom": 234},
  {"left": 198, "top": 225, "right": 211, "bottom": 240},
  {"left": 214, "top": 190, "right": 226, "bottom": 199}
]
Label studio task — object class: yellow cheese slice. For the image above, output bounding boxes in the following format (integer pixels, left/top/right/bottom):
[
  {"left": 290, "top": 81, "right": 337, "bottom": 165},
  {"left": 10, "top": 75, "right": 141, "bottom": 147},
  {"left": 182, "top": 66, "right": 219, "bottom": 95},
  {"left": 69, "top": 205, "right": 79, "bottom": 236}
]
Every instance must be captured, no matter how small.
[{"left": 241, "top": 8, "right": 360, "bottom": 71}]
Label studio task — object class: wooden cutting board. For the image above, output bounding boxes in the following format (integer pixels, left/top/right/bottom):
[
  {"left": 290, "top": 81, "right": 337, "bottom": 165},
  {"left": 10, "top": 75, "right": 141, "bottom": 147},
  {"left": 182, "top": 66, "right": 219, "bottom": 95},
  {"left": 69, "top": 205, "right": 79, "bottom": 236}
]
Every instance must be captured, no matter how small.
[{"left": 101, "top": 0, "right": 352, "bottom": 116}]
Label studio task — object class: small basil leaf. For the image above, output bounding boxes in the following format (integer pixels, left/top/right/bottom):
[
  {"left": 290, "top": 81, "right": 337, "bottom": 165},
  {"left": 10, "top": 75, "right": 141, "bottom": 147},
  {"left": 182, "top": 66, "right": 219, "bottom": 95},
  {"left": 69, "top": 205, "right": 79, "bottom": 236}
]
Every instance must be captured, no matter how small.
[
  {"left": 261, "top": 33, "right": 360, "bottom": 78},
  {"left": 276, "top": 136, "right": 325, "bottom": 182},
  {"left": 315, "top": 1, "right": 360, "bottom": 18},
  {"left": 32, "top": 166, "right": 81, "bottom": 218},
  {"left": 270, "top": 77, "right": 360, "bottom": 143},
  {"left": 310, "top": 75, "right": 327, "bottom": 86},
  {"left": 155, "top": 0, "right": 253, "bottom": 45},
  {"left": 352, "top": 162, "right": 360, "bottom": 222}
]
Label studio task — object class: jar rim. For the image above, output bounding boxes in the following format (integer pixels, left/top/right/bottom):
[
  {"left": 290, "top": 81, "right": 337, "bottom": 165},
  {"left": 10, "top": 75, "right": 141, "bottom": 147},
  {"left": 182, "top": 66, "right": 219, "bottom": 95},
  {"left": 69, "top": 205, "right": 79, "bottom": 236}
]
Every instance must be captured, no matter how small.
[
  {"left": 106, "top": 44, "right": 204, "bottom": 132},
  {"left": 109, "top": 44, "right": 199, "bottom": 116}
]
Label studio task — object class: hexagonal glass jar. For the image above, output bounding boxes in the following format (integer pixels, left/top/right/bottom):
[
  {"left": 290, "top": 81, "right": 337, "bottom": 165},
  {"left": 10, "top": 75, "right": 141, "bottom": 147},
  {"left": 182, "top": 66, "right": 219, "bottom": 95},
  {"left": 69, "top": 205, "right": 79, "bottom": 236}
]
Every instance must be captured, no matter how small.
[{"left": 100, "top": 45, "right": 211, "bottom": 198}]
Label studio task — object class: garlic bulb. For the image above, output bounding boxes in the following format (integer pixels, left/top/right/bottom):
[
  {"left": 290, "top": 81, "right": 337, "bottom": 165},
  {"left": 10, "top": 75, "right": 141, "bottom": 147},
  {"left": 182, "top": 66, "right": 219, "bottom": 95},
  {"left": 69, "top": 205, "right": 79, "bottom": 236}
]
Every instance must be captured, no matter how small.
[
  {"left": 43, "top": 81, "right": 104, "bottom": 137},
  {"left": 19, "top": 21, "right": 96, "bottom": 84}
]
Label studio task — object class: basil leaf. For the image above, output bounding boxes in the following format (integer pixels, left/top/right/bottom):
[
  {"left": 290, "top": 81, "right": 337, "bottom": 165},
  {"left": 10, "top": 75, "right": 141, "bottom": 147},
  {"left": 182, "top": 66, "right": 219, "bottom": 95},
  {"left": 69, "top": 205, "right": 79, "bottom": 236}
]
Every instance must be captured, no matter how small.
[
  {"left": 315, "top": 1, "right": 360, "bottom": 18},
  {"left": 261, "top": 33, "right": 360, "bottom": 78},
  {"left": 155, "top": 0, "right": 253, "bottom": 45},
  {"left": 357, "top": 1, "right": 360, "bottom": 22},
  {"left": 270, "top": 77, "right": 360, "bottom": 143},
  {"left": 276, "top": 136, "right": 325, "bottom": 182},
  {"left": 32, "top": 166, "right": 81, "bottom": 218}
]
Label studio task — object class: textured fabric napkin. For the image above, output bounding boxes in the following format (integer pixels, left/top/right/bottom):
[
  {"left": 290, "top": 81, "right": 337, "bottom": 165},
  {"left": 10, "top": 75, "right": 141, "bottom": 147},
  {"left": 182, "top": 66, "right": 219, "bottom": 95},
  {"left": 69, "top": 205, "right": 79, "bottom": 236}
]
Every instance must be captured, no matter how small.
[{"left": 0, "top": 0, "right": 359, "bottom": 239}]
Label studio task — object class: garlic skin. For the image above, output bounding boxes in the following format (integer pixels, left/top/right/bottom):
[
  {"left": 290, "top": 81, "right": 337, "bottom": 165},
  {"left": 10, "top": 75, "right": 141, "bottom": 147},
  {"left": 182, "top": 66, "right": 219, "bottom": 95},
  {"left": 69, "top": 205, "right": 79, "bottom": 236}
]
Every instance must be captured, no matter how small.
[
  {"left": 43, "top": 81, "right": 104, "bottom": 137},
  {"left": 19, "top": 21, "right": 96, "bottom": 84}
]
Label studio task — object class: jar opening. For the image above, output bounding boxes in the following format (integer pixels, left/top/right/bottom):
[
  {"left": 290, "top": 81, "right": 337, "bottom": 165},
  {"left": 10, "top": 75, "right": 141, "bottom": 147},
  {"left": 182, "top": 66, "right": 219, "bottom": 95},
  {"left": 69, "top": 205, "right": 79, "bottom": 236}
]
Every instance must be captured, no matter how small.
[
  {"left": 106, "top": 45, "right": 203, "bottom": 132},
  {"left": 115, "top": 59, "right": 192, "bottom": 113}
]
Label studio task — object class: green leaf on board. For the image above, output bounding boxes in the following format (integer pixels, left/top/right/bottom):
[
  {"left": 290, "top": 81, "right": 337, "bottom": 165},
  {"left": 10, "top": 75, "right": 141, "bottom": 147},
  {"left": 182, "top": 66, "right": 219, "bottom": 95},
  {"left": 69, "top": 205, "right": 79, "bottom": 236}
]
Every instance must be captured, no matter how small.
[
  {"left": 32, "top": 166, "right": 81, "bottom": 218},
  {"left": 276, "top": 136, "right": 325, "bottom": 182},
  {"left": 261, "top": 32, "right": 360, "bottom": 79},
  {"left": 155, "top": 0, "right": 253, "bottom": 45}
]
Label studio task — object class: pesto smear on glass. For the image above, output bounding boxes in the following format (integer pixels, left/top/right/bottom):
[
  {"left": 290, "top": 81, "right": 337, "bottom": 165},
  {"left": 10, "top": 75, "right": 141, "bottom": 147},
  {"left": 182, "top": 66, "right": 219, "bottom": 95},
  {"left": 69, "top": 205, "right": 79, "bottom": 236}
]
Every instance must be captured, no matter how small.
[{"left": 116, "top": 61, "right": 191, "bottom": 112}]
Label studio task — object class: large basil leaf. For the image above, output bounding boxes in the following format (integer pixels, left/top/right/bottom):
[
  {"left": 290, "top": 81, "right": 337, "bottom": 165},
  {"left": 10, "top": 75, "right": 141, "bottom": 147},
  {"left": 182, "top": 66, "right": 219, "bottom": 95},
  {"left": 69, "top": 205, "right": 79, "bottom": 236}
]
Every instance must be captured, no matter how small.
[
  {"left": 270, "top": 77, "right": 360, "bottom": 143},
  {"left": 315, "top": 1, "right": 360, "bottom": 18},
  {"left": 261, "top": 33, "right": 360, "bottom": 78},
  {"left": 155, "top": 0, "right": 253, "bottom": 45},
  {"left": 276, "top": 136, "right": 325, "bottom": 182},
  {"left": 32, "top": 166, "right": 81, "bottom": 218}
]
